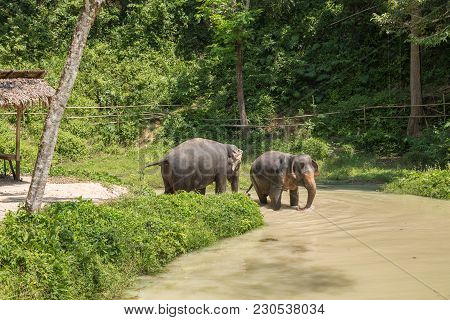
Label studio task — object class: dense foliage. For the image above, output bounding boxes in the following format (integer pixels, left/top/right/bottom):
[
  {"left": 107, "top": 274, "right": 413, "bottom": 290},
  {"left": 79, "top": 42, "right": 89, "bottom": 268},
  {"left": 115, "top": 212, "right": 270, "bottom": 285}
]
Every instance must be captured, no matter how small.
[
  {"left": 384, "top": 167, "right": 450, "bottom": 199},
  {"left": 0, "top": 192, "right": 263, "bottom": 299},
  {"left": 1, "top": 1, "right": 448, "bottom": 150},
  {"left": 0, "top": 0, "right": 448, "bottom": 197}
]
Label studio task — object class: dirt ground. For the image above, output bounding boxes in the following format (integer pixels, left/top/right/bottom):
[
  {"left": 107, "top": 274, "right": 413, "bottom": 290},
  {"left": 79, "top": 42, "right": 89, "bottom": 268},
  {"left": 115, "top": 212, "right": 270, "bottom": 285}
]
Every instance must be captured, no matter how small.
[
  {"left": 125, "top": 186, "right": 450, "bottom": 300},
  {"left": 0, "top": 176, "right": 127, "bottom": 219}
]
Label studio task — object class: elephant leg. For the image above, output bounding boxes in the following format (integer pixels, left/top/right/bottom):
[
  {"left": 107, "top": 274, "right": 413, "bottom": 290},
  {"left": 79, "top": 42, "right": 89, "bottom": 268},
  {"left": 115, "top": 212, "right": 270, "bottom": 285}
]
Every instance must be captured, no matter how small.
[
  {"left": 269, "top": 186, "right": 283, "bottom": 211},
  {"left": 162, "top": 164, "right": 174, "bottom": 194},
  {"left": 163, "top": 178, "right": 174, "bottom": 194},
  {"left": 257, "top": 192, "right": 268, "bottom": 205},
  {"left": 215, "top": 174, "right": 227, "bottom": 194},
  {"left": 290, "top": 188, "right": 299, "bottom": 207},
  {"left": 252, "top": 179, "right": 268, "bottom": 204},
  {"left": 197, "top": 188, "right": 206, "bottom": 195}
]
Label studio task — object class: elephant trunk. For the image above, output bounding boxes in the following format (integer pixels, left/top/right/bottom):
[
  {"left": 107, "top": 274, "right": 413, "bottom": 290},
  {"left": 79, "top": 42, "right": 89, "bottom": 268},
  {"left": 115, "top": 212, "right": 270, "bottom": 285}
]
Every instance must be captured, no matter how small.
[{"left": 300, "top": 173, "right": 316, "bottom": 210}]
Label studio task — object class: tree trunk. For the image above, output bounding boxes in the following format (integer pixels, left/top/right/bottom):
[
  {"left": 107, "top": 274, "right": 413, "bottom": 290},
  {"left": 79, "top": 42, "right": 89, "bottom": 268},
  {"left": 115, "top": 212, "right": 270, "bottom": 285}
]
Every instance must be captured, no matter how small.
[
  {"left": 407, "top": 8, "right": 423, "bottom": 137},
  {"left": 25, "top": 0, "right": 105, "bottom": 212},
  {"left": 232, "top": 0, "right": 249, "bottom": 137},
  {"left": 235, "top": 40, "right": 249, "bottom": 137}
]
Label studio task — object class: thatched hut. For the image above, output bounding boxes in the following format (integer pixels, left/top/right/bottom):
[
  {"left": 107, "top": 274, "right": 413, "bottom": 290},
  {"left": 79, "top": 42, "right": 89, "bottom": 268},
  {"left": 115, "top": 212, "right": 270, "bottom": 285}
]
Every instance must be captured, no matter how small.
[{"left": 0, "top": 70, "right": 55, "bottom": 181}]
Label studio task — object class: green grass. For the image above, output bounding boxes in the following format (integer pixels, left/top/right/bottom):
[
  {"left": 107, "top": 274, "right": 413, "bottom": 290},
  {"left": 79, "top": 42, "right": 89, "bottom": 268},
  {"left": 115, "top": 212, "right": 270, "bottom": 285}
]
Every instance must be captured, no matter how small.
[
  {"left": 0, "top": 192, "right": 263, "bottom": 299},
  {"left": 49, "top": 144, "right": 171, "bottom": 190},
  {"left": 318, "top": 155, "right": 410, "bottom": 184}
]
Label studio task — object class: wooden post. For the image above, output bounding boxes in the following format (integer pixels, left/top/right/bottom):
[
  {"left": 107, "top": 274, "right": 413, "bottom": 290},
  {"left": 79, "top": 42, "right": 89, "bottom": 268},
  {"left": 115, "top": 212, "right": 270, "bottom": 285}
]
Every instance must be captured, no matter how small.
[
  {"left": 363, "top": 106, "right": 367, "bottom": 130},
  {"left": 443, "top": 93, "right": 446, "bottom": 122},
  {"left": 15, "top": 108, "right": 21, "bottom": 181}
]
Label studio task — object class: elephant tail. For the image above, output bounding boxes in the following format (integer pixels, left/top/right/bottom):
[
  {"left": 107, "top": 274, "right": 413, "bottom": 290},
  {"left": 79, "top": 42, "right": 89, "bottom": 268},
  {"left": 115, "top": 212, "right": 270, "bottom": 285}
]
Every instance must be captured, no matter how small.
[
  {"left": 140, "top": 160, "right": 164, "bottom": 173},
  {"left": 245, "top": 183, "right": 254, "bottom": 195},
  {"left": 144, "top": 160, "right": 163, "bottom": 168}
]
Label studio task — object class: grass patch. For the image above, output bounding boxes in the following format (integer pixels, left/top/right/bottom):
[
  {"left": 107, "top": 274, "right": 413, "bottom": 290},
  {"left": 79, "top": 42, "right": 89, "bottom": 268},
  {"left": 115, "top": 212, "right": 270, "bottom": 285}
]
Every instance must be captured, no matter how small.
[
  {"left": 383, "top": 168, "right": 450, "bottom": 200},
  {"left": 0, "top": 192, "right": 263, "bottom": 299},
  {"left": 318, "top": 155, "right": 409, "bottom": 184}
]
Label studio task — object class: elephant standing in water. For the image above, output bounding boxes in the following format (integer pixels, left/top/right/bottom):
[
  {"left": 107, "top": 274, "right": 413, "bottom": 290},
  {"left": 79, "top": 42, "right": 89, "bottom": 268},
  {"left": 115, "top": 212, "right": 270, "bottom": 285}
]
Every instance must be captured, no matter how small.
[
  {"left": 143, "top": 138, "right": 243, "bottom": 194},
  {"left": 246, "top": 151, "right": 319, "bottom": 211}
]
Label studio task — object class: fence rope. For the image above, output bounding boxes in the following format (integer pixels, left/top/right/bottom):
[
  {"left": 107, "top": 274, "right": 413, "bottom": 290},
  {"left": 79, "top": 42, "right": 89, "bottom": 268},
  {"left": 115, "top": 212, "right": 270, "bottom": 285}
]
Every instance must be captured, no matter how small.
[{"left": 0, "top": 102, "right": 448, "bottom": 126}]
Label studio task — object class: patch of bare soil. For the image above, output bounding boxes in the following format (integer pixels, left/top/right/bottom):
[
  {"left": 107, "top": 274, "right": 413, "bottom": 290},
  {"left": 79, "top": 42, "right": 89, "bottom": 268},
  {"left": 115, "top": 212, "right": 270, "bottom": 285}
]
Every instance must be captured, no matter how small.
[{"left": 0, "top": 176, "right": 127, "bottom": 219}]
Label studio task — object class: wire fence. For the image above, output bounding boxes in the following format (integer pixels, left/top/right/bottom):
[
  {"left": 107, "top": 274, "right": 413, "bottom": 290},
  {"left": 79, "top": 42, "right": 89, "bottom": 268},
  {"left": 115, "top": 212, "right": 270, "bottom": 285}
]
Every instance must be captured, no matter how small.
[{"left": 0, "top": 102, "right": 448, "bottom": 129}]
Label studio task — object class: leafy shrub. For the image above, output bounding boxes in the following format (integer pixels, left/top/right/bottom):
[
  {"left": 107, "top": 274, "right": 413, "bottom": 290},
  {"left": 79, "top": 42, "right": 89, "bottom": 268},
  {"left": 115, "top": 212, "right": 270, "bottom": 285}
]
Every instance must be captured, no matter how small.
[
  {"left": 60, "top": 120, "right": 93, "bottom": 140},
  {"left": 159, "top": 112, "right": 192, "bottom": 142},
  {"left": 55, "top": 130, "right": 87, "bottom": 160},
  {"left": 336, "top": 144, "right": 356, "bottom": 158},
  {"left": 296, "top": 137, "right": 331, "bottom": 160},
  {"left": 384, "top": 168, "right": 450, "bottom": 200},
  {"left": 0, "top": 119, "right": 15, "bottom": 154},
  {"left": 402, "top": 123, "right": 450, "bottom": 168},
  {"left": 93, "top": 121, "right": 140, "bottom": 147},
  {"left": 0, "top": 192, "right": 262, "bottom": 299}
]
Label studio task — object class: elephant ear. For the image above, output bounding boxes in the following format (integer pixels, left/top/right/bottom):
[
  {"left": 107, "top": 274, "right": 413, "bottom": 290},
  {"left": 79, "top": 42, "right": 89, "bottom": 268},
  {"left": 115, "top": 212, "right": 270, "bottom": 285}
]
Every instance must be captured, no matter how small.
[
  {"left": 228, "top": 146, "right": 243, "bottom": 172},
  {"left": 312, "top": 160, "right": 320, "bottom": 177}
]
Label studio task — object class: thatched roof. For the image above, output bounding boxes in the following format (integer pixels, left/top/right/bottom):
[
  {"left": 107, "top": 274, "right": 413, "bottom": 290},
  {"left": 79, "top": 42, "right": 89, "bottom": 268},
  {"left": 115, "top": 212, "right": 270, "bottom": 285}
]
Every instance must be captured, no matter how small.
[{"left": 0, "top": 70, "right": 55, "bottom": 110}]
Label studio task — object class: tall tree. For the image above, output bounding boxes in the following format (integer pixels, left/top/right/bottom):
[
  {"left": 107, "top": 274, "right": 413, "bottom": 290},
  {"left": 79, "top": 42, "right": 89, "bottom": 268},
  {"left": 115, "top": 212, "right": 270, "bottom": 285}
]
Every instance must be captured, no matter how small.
[
  {"left": 198, "top": 0, "right": 260, "bottom": 135},
  {"left": 234, "top": 0, "right": 251, "bottom": 136},
  {"left": 408, "top": 6, "right": 422, "bottom": 137},
  {"left": 25, "top": 0, "right": 106, "bottom": 212},
  {"left": 373, "top": 0, "right": 449, "bottom": 137}
]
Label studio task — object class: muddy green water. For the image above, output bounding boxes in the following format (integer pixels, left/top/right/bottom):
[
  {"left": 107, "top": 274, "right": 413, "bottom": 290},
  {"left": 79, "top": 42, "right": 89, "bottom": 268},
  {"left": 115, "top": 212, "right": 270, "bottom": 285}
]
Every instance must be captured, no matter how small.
[{"left": 124, "top": 186, "right": 450, "bottom": 300}]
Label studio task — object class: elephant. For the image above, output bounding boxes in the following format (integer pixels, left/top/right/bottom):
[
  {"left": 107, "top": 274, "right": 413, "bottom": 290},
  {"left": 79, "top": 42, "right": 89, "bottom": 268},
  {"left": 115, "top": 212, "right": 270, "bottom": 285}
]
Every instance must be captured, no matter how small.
[
  {"left": 246, "top": 151, "right": 319, "bottom": 211},
  {"left": 143, "top": 138, "right": 243, "bottom": 194}
]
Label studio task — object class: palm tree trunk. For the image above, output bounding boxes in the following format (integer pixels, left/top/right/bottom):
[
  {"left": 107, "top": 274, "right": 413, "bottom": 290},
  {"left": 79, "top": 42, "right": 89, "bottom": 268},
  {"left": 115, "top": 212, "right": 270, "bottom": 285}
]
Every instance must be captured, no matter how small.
[
  {"left": 407, "top": 8, "right": 423, "bottom": 137},
  {"left": 25, "top": 0, "right": 105, "bottom": 212}
]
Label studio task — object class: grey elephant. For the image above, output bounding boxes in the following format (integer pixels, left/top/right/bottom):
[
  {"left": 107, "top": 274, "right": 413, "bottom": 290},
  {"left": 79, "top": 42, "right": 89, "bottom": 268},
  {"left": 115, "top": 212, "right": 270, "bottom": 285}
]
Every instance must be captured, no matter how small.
[
  {"left": 246, "top": 151, "right": 319, "bottom": 211},
  {"left": 143, "top": 138, "right": 243, "bottom": 194}
]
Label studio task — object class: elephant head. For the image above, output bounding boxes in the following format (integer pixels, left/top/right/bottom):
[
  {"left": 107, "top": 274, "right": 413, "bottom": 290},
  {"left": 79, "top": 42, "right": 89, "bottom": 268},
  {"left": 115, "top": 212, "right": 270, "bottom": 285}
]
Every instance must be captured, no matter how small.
[
  {"left": 226, "top": 144, "right": 243, "bottom": 192},
  {"left": 289, "top": 155, "right": 319, "bottom": 210}
]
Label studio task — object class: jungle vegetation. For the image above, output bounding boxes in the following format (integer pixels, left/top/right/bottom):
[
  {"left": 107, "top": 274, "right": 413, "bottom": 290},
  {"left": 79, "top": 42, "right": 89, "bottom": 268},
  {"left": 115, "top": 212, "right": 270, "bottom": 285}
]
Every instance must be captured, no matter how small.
[{"left": 0, "top": 0, "right": 449, "bottom": 198}]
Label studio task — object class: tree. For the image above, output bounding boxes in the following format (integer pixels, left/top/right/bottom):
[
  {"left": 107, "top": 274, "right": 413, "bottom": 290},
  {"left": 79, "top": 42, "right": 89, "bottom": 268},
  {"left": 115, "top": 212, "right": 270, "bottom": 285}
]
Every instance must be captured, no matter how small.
[
  {"left": 373, "top": 0, "right": 449, "bottom": 137},
  {"left": 197, "top": 0, "right": 260, "bottom": 135},
  {"left": 25, "top": 0, "right": 106, "bottom": 212}
]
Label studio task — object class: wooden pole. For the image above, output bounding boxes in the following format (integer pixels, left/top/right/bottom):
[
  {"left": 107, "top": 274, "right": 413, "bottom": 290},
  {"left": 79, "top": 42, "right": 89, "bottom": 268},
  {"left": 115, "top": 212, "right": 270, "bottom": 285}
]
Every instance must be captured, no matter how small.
[
  {"left": 407, "top": 7, "right": 423, "bottom": 137},
  {"left": 15, "top": 108, "right": 21, "bottom": 181},
  {"left": 363, "top": 106, "right": 367, "bottom": 130},
  {"left": 443, "top": 93, "right": 446, "bottom": 122}
]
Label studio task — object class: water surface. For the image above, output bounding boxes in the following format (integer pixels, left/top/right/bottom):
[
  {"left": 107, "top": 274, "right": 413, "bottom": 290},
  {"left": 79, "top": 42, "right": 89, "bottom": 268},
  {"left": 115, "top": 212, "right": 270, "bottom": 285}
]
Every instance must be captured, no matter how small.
[{"left": 125, "top": 186, "right": 450, "bottom": 299}]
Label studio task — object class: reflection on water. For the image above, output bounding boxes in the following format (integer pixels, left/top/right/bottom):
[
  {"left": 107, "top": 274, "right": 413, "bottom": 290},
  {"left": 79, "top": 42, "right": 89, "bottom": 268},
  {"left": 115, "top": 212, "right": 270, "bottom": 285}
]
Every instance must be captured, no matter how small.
[{"left": 124, "top": 186, "right": 450, "bottom": 299}]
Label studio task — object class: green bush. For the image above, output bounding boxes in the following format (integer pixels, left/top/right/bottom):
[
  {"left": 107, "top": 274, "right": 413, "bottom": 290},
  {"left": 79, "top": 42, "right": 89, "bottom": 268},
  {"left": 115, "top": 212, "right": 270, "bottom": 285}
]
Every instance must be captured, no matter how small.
[
  {"left": 402, "top": 123, "right": 450, "bottom": 168},
  {"left": 0, "top": 192, "right": 262, "bottom": 299},
  {"left": 337, "top": 144, "right": 356, "bottom": 158},
  {"left": 0, "top": 119, "right": 15, "bottom": 154},
  {"left": 55, "top": 130, "right": 87, "bottom": 160},
  {"left": 384, "top": 168, "right": 450, "bottom": 200},
  {"left": 296, "top": 137, "right": 331, "bottom": 160}
]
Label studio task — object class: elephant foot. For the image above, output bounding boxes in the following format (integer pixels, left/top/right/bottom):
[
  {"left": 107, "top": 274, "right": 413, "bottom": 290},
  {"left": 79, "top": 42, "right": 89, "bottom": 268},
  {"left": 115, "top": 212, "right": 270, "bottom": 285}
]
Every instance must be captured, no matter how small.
[{"left": 297, "top": 205, "right": 315, "bottom": 212}]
